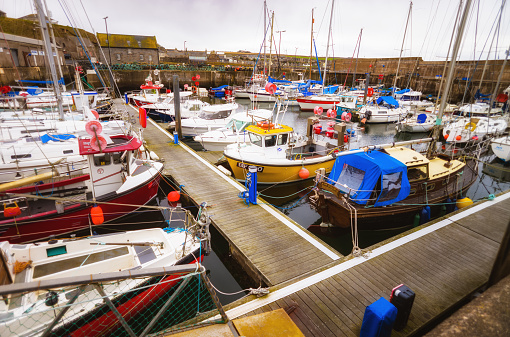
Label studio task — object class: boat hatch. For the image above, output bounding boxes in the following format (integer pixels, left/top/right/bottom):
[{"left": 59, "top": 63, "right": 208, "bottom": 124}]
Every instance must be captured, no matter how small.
[
  {"left": 135, "top": 245, "right": 157, "bottom": 264},
  {"left": 46, "top": 245, "right": 67, "bottom": 257},
  {"left": 33, "top": 247, "right": 129, "bottom": 279},
  {"left": 326, "top": 150, "right": 411, "bottom": 206}
]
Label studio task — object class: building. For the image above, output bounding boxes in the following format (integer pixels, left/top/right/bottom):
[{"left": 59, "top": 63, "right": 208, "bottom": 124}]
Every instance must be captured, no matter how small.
[
  {"left": 96, "top": 33, "right": 159, "bottom": 65},
  {"left": 0, "top": 32, "right": 64, "bottom": 68}
]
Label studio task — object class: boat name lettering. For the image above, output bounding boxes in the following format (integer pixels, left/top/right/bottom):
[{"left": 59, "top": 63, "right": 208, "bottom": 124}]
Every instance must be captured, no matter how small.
[{"left": 236, "top": 163, "right": 264, "bottom": 172}]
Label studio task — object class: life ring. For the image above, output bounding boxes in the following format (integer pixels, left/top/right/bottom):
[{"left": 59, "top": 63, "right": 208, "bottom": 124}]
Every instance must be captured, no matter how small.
[
  {"left": 465, "top": 122, "right": 476, "bottom": 132},
  {"left": 192, "top": 86, "right": 197, "bottom": 94},
  {"left": 345, "top": 112, "right": 352, "bottom": 122},
  {"left": 139, "top": 107, "right": 147, "bottom": 128},
  {"left": 367, "top": 88, "right": 374, "bottom": 97},
  {"left": 257, "top": 121, "right": 274, "bottom": 129}
]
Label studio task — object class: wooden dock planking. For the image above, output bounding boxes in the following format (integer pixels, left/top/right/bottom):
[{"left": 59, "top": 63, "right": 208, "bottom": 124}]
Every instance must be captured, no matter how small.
[
  {"left": 142, "top": 118, "right": 340, "bottom": 286},
  {"left": 227, "top": 195, "right": 510, "bottom": 336}
]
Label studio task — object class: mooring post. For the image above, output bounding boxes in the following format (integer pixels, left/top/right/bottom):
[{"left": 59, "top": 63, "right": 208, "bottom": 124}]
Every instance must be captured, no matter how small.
[
  {"left": 173, "top": 75, "right": 182, "bottom": 140},
  {"left": 248, "top": 166, "right": 258, "bottom": 205}
]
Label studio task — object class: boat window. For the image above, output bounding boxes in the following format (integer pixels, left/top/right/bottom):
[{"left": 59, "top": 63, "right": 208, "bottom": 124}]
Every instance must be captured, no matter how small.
[
  {"left": 426, "top": 183, "right": 435, "bottom": 191},
  {"left": 334, "top": 164, "right": 365, "bottom": 196},
  {"left": 63, "top": 149, "right": 73, "bottom": 154},
  {"left": 11, "top": 154, "right": 31, "bottom": 159},
  {"left": 265, "top": 135, "right": 277, "bottom": 147},
  {"left": 189, "top": 103, "right": 202, "bottom": 111},
  {"left": 407, "top": 165, "right": 428, "bottom": 182},
  {"left": 112, "top": 152, "right": 125, "bottom": 164},
  {"left": 379, "top": 172, "right": 403, "bottom": 202},
  {"left": 277, "top": 134, "right": 288, "bottom": 145},
  {"left": 93, "top": 153, "right": 111, "bottom": 166},
  {"left": 409, "top": 188, "right": 416, "bottom": 195},
  {"left": 249, "top": 133, "right": 262, "bottom": 147},
  {"left": 378, "top": 111, "right": 387, "bottom": 114},
  {"left": 33, "top": 247, "right": 129, "bottom": 279}
]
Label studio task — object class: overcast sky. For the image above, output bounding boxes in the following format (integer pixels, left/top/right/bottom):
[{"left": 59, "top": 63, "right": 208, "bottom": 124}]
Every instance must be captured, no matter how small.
[{"left": 2, "top": 0, "right": 509, "bottom": 61}]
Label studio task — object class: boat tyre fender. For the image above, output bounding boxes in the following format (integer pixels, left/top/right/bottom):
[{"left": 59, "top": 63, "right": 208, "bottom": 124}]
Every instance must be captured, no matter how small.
[{"left": 366, "top": 110, "right": 372, "bottom": 121}]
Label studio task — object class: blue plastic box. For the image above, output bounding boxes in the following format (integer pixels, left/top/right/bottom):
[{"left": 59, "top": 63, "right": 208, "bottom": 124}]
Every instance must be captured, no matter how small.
[{"left": 360, "top": 297, "right": 397, "bottom": 337}]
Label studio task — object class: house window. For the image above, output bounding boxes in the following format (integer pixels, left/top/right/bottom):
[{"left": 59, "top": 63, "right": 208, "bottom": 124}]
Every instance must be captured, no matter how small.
[
  {"left": 116, "top": 54, "right": 121, "bottom": 61},
  {"left": 148, "top": 55, "right": 152, "bottom": 62},
  {"left": 127, "top": 40, "right": 131, "bottom": 46},
  {"left": 128, "top": 49, "right": 132, "bottom": 55},
  {"left": 140, "top": 54, "right": 144, "bottom": 61},
  {"left": 137, "top": 41, "right": 142, "bottom": 48}
]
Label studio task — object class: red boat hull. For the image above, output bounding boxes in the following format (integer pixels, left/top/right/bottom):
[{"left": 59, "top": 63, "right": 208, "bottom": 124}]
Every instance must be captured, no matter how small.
[
  {"left": 0, "top": 174, "right": 161, "bottom": 244},
  {"left": 70, "top": 252, "right": 204, "bottom": 337}
]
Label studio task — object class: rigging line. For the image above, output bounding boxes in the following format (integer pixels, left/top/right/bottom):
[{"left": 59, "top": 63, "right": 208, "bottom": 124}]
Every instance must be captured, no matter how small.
[
  {"left": 56, "top": 0, "right": 107, "bottom": 89},
  {"left": 78, "top": 0, "right": 122, "bottom": 98}
]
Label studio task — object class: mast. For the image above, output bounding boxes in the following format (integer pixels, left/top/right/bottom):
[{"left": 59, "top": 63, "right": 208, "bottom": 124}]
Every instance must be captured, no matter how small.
[
  {"left": 392, "top": 1, "right": 413, "bottom": 96},
  {"left": 268, "top": 11, "right": 274, "bottom": 77},
  {"left": 429, "top": 0, "right": 473, "bottom": 155},
  {"left": 42, "top": 0, "right": 65, "bottom": 92},
  {"left": 309, "top": 8, "right": 314, "bottom": 79},
  {"left": 34, "top": 0, "right": 64, "bottom": 120},
  {"left": 263, "top": 0, "right": 267, "bottom": 76},
  {"left": 322, "top": 0, "right": 335, "bottom": 91}
]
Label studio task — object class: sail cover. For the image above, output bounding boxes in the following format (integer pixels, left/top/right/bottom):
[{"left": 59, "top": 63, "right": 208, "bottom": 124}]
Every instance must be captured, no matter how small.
[
  {"left": 326, "top": 150, "right": 410, "bottom": 207},
  {"left": 376, "top": 96, "right": 400, "bottom": 108}
]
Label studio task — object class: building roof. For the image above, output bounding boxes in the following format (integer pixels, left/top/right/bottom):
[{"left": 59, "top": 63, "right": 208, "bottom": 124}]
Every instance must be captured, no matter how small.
[{"left": 96, "top": 33, "right": 158, "bottom": 49}]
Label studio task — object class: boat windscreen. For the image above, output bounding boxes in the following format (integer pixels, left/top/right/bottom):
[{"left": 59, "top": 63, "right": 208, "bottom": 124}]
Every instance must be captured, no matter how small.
[
  {"left": 378, "top": 172, "right": 403, "bottom": 203},
  {"left": 334, "top": 164, "right": 365, "bottom": 197}
]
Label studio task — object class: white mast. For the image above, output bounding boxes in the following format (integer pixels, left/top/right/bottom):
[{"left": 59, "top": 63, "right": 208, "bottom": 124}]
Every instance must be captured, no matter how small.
[
  {"left": 322, "top": 0, "right": 335, "bottom": 92},
  {"left": 34, "top": 0, "right": 64, "bottom": 120}
]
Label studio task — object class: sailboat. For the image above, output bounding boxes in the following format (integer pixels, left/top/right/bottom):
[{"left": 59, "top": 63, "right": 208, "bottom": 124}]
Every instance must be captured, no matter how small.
[
  {"left": 0, "top": 0, "right": 163, "bottom": 244},
  {"left": 308, "top": 0, "right": 479, "bottom": 229}
]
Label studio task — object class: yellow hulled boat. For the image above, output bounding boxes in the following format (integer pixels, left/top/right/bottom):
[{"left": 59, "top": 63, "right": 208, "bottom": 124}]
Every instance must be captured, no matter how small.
[{"left": 223, "top": 117, "right": 347, "bottom": 184}]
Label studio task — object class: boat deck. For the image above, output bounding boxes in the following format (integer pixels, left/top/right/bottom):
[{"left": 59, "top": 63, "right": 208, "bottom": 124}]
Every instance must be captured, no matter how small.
[{"left": 143, "top": 118, "right": 342, "bottom": 286}]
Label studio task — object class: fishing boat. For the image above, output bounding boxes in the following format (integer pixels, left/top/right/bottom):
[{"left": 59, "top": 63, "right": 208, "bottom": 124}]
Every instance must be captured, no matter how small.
[
  {"left": 308, "top": 143, "right": 478, "bottom": 229},
  {"left": 0, "top": 226, "right": 204, "bottom": 337},
  {"left": 394, "top": 88, "right": 433, "bottom": 110},
  {"left": 141, "top": 94, "right": 207, "bottom": 123},
  {"left": 126, "top": 70, "right": 167, "bottom": 107},
  {"left": 194, "top": 108, "right": 273, "bottom": 151},
  {"left": 223, "top": 114, "right": 347, "bottom": 184},
  {"left": 358, "top": 96, "right": 409, "bottom": 123},
  {"left": 169, "top": 101, "right": 239, "bottom": 137},
  {"left": 0, "top": 127, "right": 163, "bottom": 244}
]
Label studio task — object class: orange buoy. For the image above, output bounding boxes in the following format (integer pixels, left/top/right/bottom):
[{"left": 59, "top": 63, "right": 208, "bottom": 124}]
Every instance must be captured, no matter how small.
[
  {"left": 90, "top": 205, "right": 104, "bottom": 225},
  {"left": 455, "top": 135, "right": 462, "bottom": 141},
  {"left": 361, "top": 118, "right": 367, "bottom": 124},
  {"left": 3, "top": 203, "right": 21, "bottom": 217},
  {"left": 299, "top": 168, "right": 310, "bottom": 179},
  {"left": 444, "top": 134, "right": 449, "bottom": 140},
  {"left": 344, "top": 135, "right": 349, "bottom": 143},
  {"left": 139, "top": 107, "right": 147, "bottom": 128},
  {"left": 167, "top": 191, "right": 180, "bottom": 203}
]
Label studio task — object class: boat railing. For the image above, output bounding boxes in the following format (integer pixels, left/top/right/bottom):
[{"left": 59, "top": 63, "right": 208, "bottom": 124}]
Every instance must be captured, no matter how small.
[
  {"left": 0, "top": 160, "right": 88, "bottom": 180},
  {"left": 0, "top": 264, "right": 230, "bottom": 337}
]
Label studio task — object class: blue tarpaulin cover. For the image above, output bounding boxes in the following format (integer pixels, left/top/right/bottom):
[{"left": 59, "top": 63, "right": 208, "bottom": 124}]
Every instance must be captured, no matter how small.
[
  {"left": 209, "top": 85, "right": 229, "bottom": 91},
  {"left": 41, "top": 134, "right": 76, "bottom": 144},
  {"left": 267, "top": 76, "right": 292, "bottom": 84},
  {"left": 326, "top": 150, "right": 410, "bottom": 207},
  {"left": 376, "top": 96, "right": 400, "bottom": 108},
  {"left": 395, "top": 88, "right": 411, "bottom": 94}
]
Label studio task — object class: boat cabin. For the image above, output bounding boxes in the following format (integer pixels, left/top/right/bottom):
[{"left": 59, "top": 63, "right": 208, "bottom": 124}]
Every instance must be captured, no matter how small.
[{"left": 244, "top": 124, "right": 293, "bottom": 157}]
